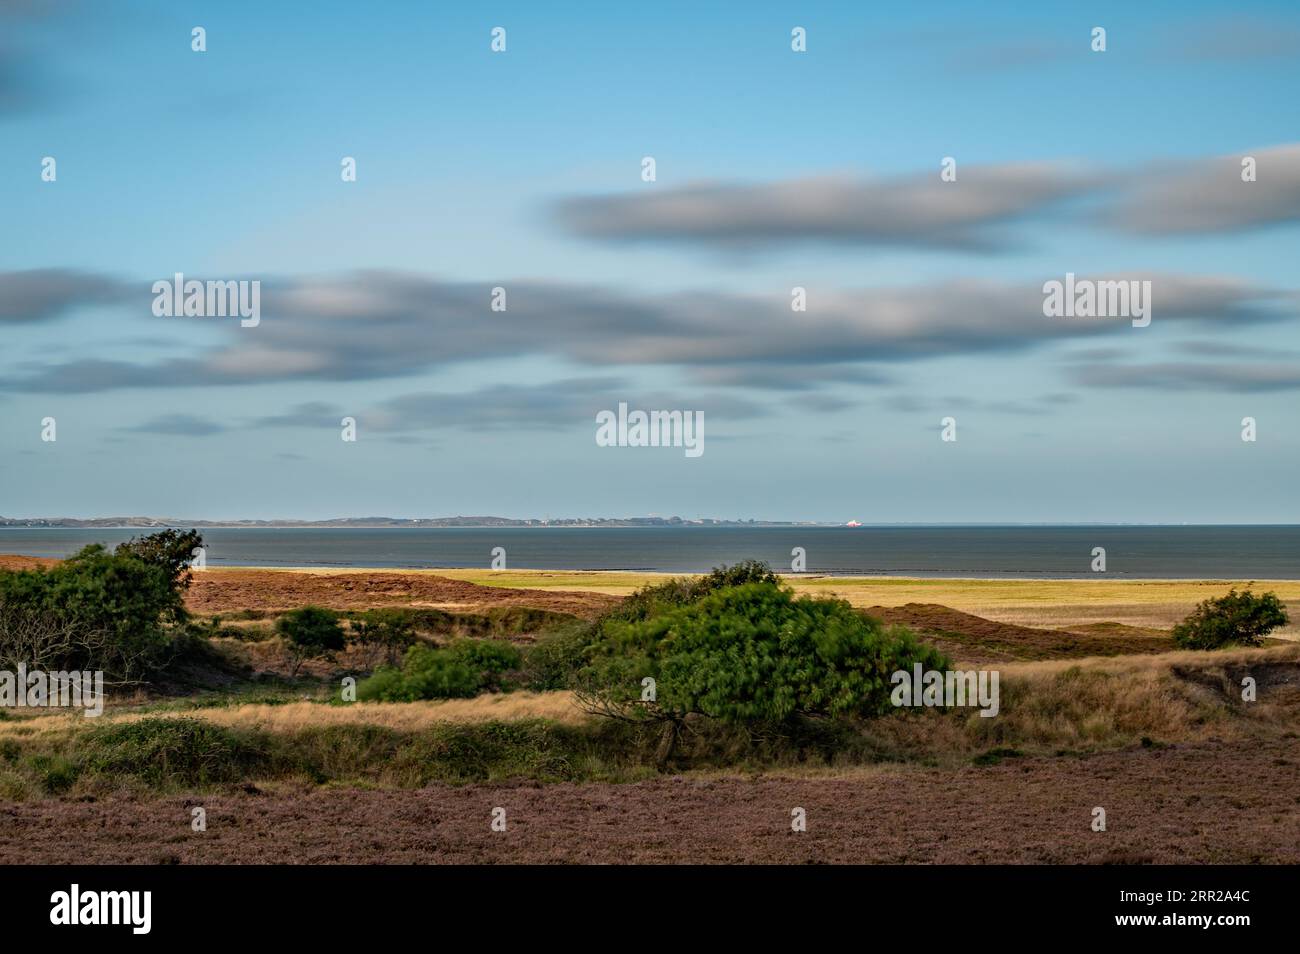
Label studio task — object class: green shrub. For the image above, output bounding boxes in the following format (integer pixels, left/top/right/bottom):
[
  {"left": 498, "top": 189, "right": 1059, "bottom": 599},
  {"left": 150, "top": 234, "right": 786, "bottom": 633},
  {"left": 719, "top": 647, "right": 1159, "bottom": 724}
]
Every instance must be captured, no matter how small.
[
  {"left": 0, "top": 542, "right": 188, "bottom": 678},
  {"left": 356, "top": 639, "right": 523, "bottom": 701},
  {"left": 1172, "top": 589, "right": 1290, "bottom": 650},
  {"left": 577, "top": 581, "right": 949, "bottom": 766},
  {"left": 276, "top": 606, "right": 346, "bottom": 675},
  {"left": 348, "top": 608, "right": 417, "bottom": 668},
  {"left": 523, "top": 622, "right": 602, "bottom": 691},
  {"left": 84, "top": 717, "right": 263, "bottom": 786},
  {"left": 606, "top": 560, "right": 781, "bottom": 626},
  {"left": 115, "top": 529, "right": 204, "bottom": 590}
]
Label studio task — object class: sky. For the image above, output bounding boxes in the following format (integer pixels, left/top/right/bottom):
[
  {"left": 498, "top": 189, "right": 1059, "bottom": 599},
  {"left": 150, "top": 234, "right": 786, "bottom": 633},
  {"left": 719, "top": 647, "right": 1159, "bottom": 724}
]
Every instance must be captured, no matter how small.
[{"left": 2, "top": 0, "right": 1299, "bottom": 523}]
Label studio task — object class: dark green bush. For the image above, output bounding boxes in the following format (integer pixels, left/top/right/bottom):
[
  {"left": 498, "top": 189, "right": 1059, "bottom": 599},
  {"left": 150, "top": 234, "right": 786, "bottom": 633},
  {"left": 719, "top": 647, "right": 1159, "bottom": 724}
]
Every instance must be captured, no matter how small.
[
  {"left": 356, "top": 639, "right": 523, "bottom": 701},
  {"left": 1172, "top": 588, "right": 1290, "bottom": 649},
  {"left": 0, "top": 542, "right": 189, "bottom": 678},
  {"left": 276, "top": 606, "right": 346, "bottom": 675},
  {"left": 115, "top": 529, "right": 204, "bottom": 590},
  {"left": 348, "top": 608, "right": 417, "bottom": 668},
  {"left": 577, "top": 581, "right": 950, "bottom": 761}
]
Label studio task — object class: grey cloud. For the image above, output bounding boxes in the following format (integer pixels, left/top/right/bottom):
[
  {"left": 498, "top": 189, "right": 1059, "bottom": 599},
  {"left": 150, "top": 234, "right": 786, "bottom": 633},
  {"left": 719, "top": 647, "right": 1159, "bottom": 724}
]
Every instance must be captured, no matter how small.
[
  {"left": 250, "top": 401, "right": 344, "bottom": 428},
  {"left": 1173, "top": 340, "right": 1300, "bottom": 360},
  {"left": 0, "top": 269, "right": 127, "bottom": 323},
  {"left": 2, "top": 270, "right": 1292, "bottom": 395},
  {"left": 123, "top": 413, "right": 226, "bottom": 436},
  {"left": 368, "top": 378, "right": 767, "bottom": 433},
  {"left": 880, "top": 393, "right": 1077, "bottom": 416},
  {"left": 1069, "top": 362, "right": 1300, "bottom": 392},
  {"left": 1168, "top": 18, "right": 1300, "bottom": 61},
  {"left": 1108, "top": 144, "right": 1300, "bottom": 235},
  {"left": 553, "top": 163, "right": 1100, "bottom": 252},
  {"left": 555, "top": 144, "right": 1300, "bottom": 249},
  {"left": 247, "top": 380, "right": 766, "bottom": 436}
]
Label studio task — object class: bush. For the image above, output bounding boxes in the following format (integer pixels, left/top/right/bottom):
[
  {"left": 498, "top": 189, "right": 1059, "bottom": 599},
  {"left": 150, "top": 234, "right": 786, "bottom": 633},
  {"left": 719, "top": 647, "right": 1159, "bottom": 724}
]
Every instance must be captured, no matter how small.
[
  {"left": 0, "top": 542, "right": 188, "bottom": 679},
  {"left": 356, "top": 639, "right": 523, "bottom": 701},
  {"left": 85, "top": 717, "right": 262, "bottom": 787},
  {"left": 523, "top": 622, "right": 602, "bottom": 691},
  {"left": 276, "top": 606, "right": 346, "bottom": 675},
  {"left": 607, "top": 560, "right": 782, "bottom": 626},
  {"left": 1172, "top": 589, "right": 1290, "bottom": 650},
  {"left": 347, "top": 608, "right": 416, "bottom": 669},
  {"left": 577, "top": 581, "right": 949, "bottom": 767},
  {"left": 115, "top": 529, "right": 204, "bottom": 590}
]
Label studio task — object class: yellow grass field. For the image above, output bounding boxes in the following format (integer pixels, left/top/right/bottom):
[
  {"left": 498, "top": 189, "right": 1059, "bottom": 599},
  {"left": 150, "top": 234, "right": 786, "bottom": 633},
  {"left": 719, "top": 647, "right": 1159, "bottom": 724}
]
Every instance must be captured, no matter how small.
[{"left": 236, "top": 566, "right": 1300, "bottom": 638}]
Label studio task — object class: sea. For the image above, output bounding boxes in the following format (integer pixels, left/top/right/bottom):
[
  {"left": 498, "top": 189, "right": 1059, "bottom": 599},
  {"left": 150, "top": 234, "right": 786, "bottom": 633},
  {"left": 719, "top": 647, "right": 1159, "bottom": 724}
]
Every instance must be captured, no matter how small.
[{"left": 1, "top": 525, "right": 1298, "bottom": 579}]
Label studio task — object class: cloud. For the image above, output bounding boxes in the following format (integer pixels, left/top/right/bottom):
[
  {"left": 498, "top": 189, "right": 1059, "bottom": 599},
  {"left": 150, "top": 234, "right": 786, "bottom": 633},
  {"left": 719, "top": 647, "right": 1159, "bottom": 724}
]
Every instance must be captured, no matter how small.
[
  {"left": 249, "top": 401, "right": 343, "bottom": 429},
  {"left": 1068, "top": 361, "right": 1300, "bottom": 392},
  {"left": 1106, "top": 144, "right": 1300, "bottom": 235},
  {"left": 251, "top": 379, "right": 766, "bottom": 434},
  {"left": 553, "top": 163, "right": 1100, "bottom": 252},
  {"left": 2, "top": 270, "right": 1292, "bottom": 396},
  {"left": 0, "top": 269, "right": 127, "bottom": 323},
  {"left": 1167, "top": 18, "right": 1300, "bottom": 62},
  {"left": 879, "top": 393, "right": 1077, "bottom": 416},
  {"left": 555, "top": 145, "right": 1300, "bottom": 248},
  {"left": 123, "top": 413, "right": 227, "bottom": 436}
]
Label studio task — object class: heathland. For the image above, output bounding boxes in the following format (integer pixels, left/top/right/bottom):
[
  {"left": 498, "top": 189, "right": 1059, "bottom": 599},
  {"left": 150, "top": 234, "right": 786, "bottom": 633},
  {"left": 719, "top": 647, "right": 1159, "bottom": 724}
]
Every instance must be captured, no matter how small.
[{"left": 0, "top": 551, "right": 1296, "bottom": 864}]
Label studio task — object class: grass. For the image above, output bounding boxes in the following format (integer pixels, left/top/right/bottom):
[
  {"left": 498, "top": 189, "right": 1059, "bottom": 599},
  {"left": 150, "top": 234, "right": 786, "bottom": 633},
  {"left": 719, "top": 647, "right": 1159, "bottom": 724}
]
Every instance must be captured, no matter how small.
[
  {"left": 1, "top": 642, "right": 1294, "bottom": 799},
  {"left": 223, "top": 567, "right": 1300, "bottom": 637}
]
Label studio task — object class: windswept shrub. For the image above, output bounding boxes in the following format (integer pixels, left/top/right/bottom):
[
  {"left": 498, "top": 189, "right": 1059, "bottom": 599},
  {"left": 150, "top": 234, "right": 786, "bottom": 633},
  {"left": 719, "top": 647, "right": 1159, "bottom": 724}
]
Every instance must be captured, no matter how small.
[
  {"left": 577, "top": 581, "right": 949, "bottom": 767},
  {"left": 1172, "top": 589, "right": 1290, "bottom": 650},
  {"left": 115, "top": 529, "right": 205, "bottom": 590},
  {"left": 356, "top": 639, "right": 523, "bottom": 701}
]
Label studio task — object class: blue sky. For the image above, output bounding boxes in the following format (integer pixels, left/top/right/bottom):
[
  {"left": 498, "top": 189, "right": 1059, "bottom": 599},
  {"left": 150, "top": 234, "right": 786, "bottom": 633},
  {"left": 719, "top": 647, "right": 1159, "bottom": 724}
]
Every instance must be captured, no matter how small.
[{"left": 3, "top": 0, "right": 1300, "bottom": 522}]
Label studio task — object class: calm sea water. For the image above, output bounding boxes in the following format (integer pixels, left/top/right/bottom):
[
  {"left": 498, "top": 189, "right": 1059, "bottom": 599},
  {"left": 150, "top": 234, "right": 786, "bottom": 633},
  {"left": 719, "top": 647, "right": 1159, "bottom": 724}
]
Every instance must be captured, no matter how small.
[{"left": 1, "top": 526, "right": 1297, "bottom": 578}]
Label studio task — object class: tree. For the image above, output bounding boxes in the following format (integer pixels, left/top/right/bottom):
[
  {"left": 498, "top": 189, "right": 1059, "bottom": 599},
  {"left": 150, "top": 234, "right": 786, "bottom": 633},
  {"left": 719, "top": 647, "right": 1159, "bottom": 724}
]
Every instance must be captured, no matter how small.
[
  {"left": 576, "top": 581, "right": 949, "bottom": 770},
  {"left": 115, "top": 529, "right": 205, "bottom": 590},
  {"left": 276, "top": 606, "right": 346, "bottom": 676},
  {"left": 1172, "top": 589, "right": 1290, "bottom": 650}
]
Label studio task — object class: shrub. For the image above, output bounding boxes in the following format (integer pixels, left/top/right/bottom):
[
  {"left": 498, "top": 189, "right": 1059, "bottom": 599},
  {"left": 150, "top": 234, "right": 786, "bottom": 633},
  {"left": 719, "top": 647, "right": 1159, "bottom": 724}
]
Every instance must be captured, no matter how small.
[
  {"left": 276, "top": 606, "right": 346, "bottom": 675},
  {"left": 348, "top": 608, "right": 417, "bottom": 669},
  {"left": 115, "top": 529, "right": 205, "bottom": 590},
  {"left": 577, "top": 581, "right": 949, "bottom": 767},
  {"left": 85, "top": 717, "right": 262, "bottom": 786},
  {"left": 0, "top": 542, "right": 187, "bottom": 679},
  {"left": 523, "top": 621, "right": 602, "bottom": 691},
  {"left": 356, "top": 639, "right": 523, "bottom": 701},
  {"left": 607, "top": 560, "right": 782, "bottom": 626},
  {"left": 1172, "top": 589, "right": 1290, "bottom": 650}
]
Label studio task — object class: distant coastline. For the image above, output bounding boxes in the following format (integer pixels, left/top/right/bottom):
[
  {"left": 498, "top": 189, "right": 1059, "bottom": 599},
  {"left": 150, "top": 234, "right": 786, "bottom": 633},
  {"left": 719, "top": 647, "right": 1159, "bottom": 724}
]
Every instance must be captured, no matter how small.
[
  {"left": 2, "top": 517, "right": 1295, "bottom": 530},
  {"left": 0, "top": 516, "right": 822, "bottom": 529}
]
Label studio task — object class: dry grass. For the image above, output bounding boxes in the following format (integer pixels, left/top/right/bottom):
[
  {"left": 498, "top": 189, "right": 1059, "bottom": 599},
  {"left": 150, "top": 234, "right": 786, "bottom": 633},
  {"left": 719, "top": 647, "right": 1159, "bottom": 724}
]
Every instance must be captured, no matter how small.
[
  {"left": 306, "top": 568, "right": 1300, "bottom": 637},
  {"left": 0, "top": 690, "right": 589, "bottom": 739}
]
